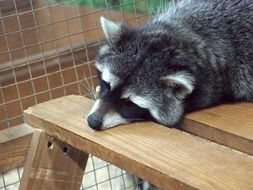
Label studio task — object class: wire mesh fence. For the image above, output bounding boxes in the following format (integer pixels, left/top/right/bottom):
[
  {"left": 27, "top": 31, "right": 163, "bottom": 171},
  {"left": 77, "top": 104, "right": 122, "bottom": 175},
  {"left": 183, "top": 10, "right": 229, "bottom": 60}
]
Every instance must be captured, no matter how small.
[
  {"left": 0, "top": 0, "right": 174, "bottom": 189},
  {"left": 0, "top": 156, "right": 149, "bottom": 190},
  {"left": 0, "top": 0, "right": 156, "bottom": 129}
]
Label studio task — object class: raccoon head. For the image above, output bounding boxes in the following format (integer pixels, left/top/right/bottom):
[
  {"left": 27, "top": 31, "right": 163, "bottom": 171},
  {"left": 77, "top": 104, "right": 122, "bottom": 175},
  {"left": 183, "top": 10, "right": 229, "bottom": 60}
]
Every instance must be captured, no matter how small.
[{"left": 87, "top": 17, "right": 196, "bottom": 130}]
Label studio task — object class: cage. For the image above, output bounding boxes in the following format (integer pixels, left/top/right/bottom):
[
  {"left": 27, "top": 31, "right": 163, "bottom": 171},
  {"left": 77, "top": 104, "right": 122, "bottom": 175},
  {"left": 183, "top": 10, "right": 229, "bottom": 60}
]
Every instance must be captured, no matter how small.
[{"left": 0, "top": 0, "right": 174, "bottom": 189}]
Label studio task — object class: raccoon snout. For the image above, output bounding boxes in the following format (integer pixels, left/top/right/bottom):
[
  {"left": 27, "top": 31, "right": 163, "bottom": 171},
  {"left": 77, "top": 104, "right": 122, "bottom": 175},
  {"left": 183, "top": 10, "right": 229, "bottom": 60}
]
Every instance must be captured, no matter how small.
[{"left": 87, "top": 114, "right": 102, "bottom": 131}]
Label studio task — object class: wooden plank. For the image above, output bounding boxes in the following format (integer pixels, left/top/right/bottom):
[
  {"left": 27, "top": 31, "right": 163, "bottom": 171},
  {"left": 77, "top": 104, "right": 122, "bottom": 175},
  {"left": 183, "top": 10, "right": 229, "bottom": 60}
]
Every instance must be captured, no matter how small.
[
  {"left": 0, "top": 124, "right": 33, "bottom": 144},
  {"left": 0, "top": 124, "right": 33, "bottom": 172},
  {"left": 20, "top": 129, "right": 88, "bottom": 190},
  {"left": 24, "top": 95, "right": 253, "bottom": 190},
  {"left": 182, "top": 103, "right": 253, "bottom": 155}
]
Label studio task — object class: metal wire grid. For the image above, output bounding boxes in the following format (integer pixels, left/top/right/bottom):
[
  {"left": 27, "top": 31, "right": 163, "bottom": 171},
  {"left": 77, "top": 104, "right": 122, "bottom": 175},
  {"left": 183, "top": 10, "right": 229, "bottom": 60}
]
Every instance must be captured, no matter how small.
[
  {"left": 0, "top": 0, "right": 164, "bottom": 189},
  {"left": 0, "top": 156, "right": 149, "bottom": 190},
  {"left": 0, "top": 0, "right": 152, "bottom": 129},
  {"left": 0, "top": 0, "right": 150, "bottom": 70}
]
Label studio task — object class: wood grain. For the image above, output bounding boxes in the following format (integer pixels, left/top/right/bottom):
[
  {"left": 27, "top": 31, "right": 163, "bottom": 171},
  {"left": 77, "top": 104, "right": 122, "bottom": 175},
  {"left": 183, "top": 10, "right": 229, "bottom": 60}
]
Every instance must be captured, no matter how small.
[
  {"left": 20, "top": 129, "right": 88, "bottom": 190},
  {"left": 182, "top": 103, "right": 253, "bottom": 155},
  {"left": 24, "top": 95, "right": 253, "bottom": 190},
  {"left": 0, "top": 124, "right": 33, "bottom": 172}
]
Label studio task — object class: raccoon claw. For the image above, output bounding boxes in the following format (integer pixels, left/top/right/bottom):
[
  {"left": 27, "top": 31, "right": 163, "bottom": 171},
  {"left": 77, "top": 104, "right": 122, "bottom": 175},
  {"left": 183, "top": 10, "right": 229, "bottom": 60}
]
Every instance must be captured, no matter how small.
[{"left": 95, "top": 86, "right": 101, "bottom": 99}]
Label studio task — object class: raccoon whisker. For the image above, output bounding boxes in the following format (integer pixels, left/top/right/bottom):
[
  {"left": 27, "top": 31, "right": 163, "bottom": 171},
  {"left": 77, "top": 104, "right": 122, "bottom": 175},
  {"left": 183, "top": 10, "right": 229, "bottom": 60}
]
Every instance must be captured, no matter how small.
[
  {"left": 85, "top": 83, "right": 96, "bottom": 100},
  {"left": 90, "top": 75, "right": 95, "bottom": 97},
  {"left": 80, "top": 75, "right": 92, "bottom": 95},
  {"left": 87, "top": 64, "right": 96, "bottom": 94},
  {"left": 73, "top": 87, "right": 95, "bottom": 100},
  {"left": 87, "top": 0, "right": 253, "bottom": 131},
  {"left": 79, "top": 73, "right": 96, "bottom": 100},
  {"left": 72, "top": 82, "right": 95, "bottom": 100},
  {"left": 82, "top": 69, "right": 96, "bottom": 100},
  {"left": 79, "top": 81, "right": 96, "bottom": 100},
  {"left": 82, "top": 69, "right": 92, "bottom": 89},
  {"left": 89, "top": 90, "right": 97, "bottom": 100}
]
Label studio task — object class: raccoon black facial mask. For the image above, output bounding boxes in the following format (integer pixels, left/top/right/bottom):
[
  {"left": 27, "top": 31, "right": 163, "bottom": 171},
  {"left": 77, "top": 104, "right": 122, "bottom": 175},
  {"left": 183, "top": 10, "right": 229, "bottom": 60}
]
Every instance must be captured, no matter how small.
[
  {"left": 87, "top": 70, "right": 152, "bottom": 130},
  {"left": 87, "top": 0, "right": 253, "bottom": 130}
]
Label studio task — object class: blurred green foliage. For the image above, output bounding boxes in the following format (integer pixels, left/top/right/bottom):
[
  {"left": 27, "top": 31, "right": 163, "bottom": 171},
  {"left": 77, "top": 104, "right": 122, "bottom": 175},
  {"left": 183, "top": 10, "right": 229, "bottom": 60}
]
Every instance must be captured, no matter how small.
[{"left": 51, "top": 0, "right": 172, "bottom": 13}]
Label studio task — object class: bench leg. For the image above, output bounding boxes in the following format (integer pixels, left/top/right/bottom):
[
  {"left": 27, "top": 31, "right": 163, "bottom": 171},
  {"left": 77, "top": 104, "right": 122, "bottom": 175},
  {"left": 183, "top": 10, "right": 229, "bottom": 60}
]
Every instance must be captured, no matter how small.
[{"left": 20, "top": 129, "right": 88, "bottom": 190}]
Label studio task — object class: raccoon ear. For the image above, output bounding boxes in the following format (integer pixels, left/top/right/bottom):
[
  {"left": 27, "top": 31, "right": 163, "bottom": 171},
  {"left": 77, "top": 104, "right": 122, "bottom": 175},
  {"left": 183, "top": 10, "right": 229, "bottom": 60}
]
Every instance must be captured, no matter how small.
[
  {"left": 161, "top": 72, "right": 195, "bottom": 96},
  {"left": 100, "top": 17, "right": 121, "bottom": 40}
]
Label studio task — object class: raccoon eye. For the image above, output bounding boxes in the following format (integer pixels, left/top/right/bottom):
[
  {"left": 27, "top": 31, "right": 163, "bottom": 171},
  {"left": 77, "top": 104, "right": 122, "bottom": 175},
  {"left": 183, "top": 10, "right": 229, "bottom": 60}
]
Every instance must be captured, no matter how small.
[
  {"left": 124, "top": 99, "right": 137, "bottom": 108},
  {"left": 99, "top": 80, "right": 111, "bottom": 96}
]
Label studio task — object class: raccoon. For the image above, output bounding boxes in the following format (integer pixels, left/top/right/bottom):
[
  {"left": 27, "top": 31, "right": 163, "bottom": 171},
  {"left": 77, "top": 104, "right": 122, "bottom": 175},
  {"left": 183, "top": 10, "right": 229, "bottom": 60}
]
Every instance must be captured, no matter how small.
[{"left": 87, "top": 0, "right": 253, "bottom": 130}]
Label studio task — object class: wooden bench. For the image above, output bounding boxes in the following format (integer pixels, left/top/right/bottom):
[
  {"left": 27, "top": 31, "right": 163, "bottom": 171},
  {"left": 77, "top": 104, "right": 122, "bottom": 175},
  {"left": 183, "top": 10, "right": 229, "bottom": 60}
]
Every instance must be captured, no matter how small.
[
  {"left": 0, "top": 124, "right": 33, "bottom": 172},
  {"left": 19, "top": 95, "right": 253, "bottom": 190}
]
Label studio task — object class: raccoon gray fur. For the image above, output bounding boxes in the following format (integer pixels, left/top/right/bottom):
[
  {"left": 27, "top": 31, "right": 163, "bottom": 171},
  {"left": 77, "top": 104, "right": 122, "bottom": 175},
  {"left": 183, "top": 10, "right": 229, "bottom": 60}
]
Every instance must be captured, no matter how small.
[{"left": 87, "top": 0, "right": 253, "bottom": 130}]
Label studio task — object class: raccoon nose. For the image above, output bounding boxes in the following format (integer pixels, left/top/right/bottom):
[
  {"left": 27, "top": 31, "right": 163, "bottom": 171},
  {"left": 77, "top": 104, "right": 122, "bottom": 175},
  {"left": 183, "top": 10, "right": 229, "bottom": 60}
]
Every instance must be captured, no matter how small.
[{"left": 87, "top": 114, "right": 102, "bottom": 130}]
